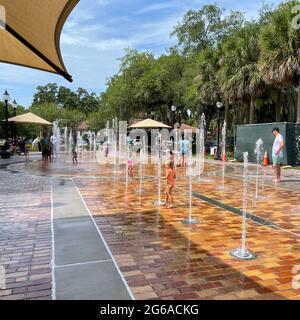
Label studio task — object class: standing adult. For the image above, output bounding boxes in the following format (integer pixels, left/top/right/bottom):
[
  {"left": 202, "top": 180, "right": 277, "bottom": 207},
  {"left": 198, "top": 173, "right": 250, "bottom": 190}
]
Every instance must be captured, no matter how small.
[
  {"left": 50, "top": 134, "right": 58, "bottom": 159},
  {"left": 180, "top": 137, "right": 190, "bottom": 168},
  {"left": 3, "top": 139, "right": 10, "bottom": 152},
  {"left": 41, "top": 135, "right": 51, "bottom": 162},
  {"left": 18, "top": 138, "right": 26, "bottom": 155},
  {"left": 272, "top": 127, "right": 285, "bottom": 183}
]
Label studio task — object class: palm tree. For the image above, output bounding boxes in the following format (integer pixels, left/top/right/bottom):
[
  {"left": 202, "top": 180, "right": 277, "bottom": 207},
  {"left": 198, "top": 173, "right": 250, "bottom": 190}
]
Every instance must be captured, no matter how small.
[
  {"left": 219, "top": 22, "right": 264, "bottom": 124},
  {"left": 193, "top": 47, "right": 230, "bottom": 132},
  {"left": 194, "top": 48, "right": 221, "bottom": 105},
  {"left": 259, "top": 0, "right": 300, "bottom": 123}
]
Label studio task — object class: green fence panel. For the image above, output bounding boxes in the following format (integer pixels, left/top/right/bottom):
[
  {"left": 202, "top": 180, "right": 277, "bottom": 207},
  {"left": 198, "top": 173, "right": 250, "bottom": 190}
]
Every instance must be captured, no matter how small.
[{"left": 236, "top": 122, "right": 299, "bottom": 166}]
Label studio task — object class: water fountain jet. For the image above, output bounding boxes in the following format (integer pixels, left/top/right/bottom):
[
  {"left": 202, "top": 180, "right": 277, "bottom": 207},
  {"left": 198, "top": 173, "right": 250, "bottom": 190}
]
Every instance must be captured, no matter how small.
[
  {"left": 230, "top": 152, "right": 256, "bottom": 260},
  {"left": 154, "top": 133, "right": 165, "bottom": 206},
  {"left": 182, "top": 131, "right": 200, "bottom": 225}
]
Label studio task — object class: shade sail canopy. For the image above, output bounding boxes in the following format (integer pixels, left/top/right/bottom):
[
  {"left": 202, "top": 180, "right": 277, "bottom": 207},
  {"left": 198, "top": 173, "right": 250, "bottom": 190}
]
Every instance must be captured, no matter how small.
[
  {"left": 7, "top": 113, "right": 52, "bottom": 125},
  {"left": 0, "top": 0, "right": 79, "bottom": 82},
  {"left": 130, "top": 119, "right": 171, "bottom": 129}
]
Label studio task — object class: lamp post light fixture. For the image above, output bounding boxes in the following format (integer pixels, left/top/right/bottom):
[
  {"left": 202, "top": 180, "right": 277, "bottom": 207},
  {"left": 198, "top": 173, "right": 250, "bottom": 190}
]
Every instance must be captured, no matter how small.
[
  {"left": 150, "top": 110, "right": 155, "bottom": 120},
  {"left": 3, "top": 90, "right": 10, "bottom": 140},
  {"left": 171, "top": 105, "right": 177, "bottom": 128},
  {"left": 12, "top": 100, "right": 18, "bottom": 142},
  {"left": 187, "top": 109, "right": 192, "bottom": 118},
  {"left": 215, "top": 101, "right": 223, "bottom": 160}
]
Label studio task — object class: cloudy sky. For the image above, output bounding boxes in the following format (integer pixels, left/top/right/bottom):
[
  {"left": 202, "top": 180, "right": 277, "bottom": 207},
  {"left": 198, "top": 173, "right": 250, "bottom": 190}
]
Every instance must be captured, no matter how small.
[{"left": 0, "top": 0, "right": 282, "bottom": 107}]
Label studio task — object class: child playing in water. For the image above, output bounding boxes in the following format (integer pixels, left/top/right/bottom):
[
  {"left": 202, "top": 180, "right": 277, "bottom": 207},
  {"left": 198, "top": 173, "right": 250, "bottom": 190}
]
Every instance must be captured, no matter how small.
[
  {"left": 104, "top": 142, "right": 109, "bottom": 158},
  {"left": 127, "top": 155, "right": 134, "bottom": 180},
  {"left": 168, "top": 150, "right": 174, "bottom": 163},
  {"left": 25, "top": 144, "right": 30, "bottom": 162},
  {"left": 164, "top": 161, "right": 176, "bottom": 208},
  {"left": 72, "top": 147, "right": 78, "bottom": 164}
]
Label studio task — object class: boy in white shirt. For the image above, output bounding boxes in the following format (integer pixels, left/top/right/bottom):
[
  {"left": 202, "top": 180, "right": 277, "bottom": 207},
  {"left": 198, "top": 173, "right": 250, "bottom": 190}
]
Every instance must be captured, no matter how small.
[{"left": 272, "top": 127, "right": 285, "bottom": 183}]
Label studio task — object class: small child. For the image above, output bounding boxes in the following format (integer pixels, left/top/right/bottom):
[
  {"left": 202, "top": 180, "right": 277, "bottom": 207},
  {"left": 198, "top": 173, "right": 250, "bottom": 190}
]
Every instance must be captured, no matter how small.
[
  {"left": 165, "top": 161, "right": 176, "bottom": 208},
  {"left": 168, "top": 150, "right": 174, "bottom": 163},
  {"left": 25, "top": 144, "right": 30, "bottom": 162},
  {"left": 127, "top": 156, "right": 134, "bottom": 180},
  {"left": 72, "top": 147, "right": 78, "bottom": 164},
  {"left": 78, "top": 145, "right": 83, "bottom": 159},
  {"left": 104, "top": 143, "right": 109, "bottom": 158}
]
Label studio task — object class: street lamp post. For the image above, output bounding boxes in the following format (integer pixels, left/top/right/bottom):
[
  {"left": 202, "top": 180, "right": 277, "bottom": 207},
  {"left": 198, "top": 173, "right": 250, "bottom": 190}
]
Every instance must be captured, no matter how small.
[
  {"left": 171, "top": 105, "right": 177, "bottom": 128},
  {"left": 3, "top": 90, "right": 10, "bottom": 140},
  {"left": 12, "top": 100, "right": 18, "bottom": 142},
  {"left": 215, "top": 102, "right": 223, "bottom": 160}
]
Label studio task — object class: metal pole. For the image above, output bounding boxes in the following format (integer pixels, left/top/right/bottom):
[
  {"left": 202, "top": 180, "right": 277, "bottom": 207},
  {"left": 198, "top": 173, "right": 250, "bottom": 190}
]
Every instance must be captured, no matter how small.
[
  {"left": 172, "top": 111, "right": 175, "bottom": 128},
  {"left": 215, "top": 109, "right": 221, "bottom": 160},
  {"left": 10, "top": 118, "right": 13, "bottom": 140},
  {"left": 13, "top": 108, "right": 17, "bottom": 142},
  {"left": 5, "top": 100, "right": 8, "bottom": 140}
]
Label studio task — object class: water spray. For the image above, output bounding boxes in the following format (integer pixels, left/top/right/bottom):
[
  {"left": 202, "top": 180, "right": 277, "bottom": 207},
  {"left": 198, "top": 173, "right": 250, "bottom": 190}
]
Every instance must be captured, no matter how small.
[{"left": 230, "top": 152, "right": 256, "bottom": 260}]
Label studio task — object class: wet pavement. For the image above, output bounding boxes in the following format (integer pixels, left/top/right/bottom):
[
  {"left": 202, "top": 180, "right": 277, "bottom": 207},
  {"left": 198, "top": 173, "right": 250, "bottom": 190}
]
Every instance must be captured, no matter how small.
[{"left": 1, "top": 153, "right": 300, "bottom": 300}]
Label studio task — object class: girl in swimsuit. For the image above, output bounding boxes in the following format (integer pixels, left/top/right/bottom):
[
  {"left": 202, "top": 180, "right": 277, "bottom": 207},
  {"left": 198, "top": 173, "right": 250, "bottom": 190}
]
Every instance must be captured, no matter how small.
[
  {"left": 128, "top": 157, "right": 134, "bottom": 180},
  {"left": 165, "top": 161, "right": 176, "bottom": 208}
]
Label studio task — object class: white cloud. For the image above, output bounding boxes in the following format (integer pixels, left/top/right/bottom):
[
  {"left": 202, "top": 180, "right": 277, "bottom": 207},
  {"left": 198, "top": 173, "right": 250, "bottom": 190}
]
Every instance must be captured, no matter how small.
[
  {"left": 129, "top": 13, "right": 182, "bottom": 47},
  {"left": 96, "top": 0, "right": 110, "bottom": 6},
  {"left": 135, "top": 2, "right": 177, "bottom": 15}
]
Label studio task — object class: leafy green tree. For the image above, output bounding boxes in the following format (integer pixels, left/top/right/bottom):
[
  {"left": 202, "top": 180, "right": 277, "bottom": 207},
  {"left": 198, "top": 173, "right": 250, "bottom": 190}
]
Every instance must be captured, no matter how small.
[
  {"left": 76, "top": 88, "right": 99, "bottom": 115},
  {"left": 171, "top": 4, "right": 244, "bottom": 54},
  {"left": 32, "top": 84, "right": 100, "bottom": 115},
  {"left": 101, "top": 49, "right": 156, "bottom": 122},
  {"left": 57, "top": 86, "right": 78, "bottom": 109},
  {"left": 30, "top": 103, "right": 61, "bottom": 123},
  {"left": 33, "top": 83, "right": 58, "bottom": 105},
  {"left": 61, "top": 109, "right": 86, "bottom": 129},
  {"left": 0, "top": 102, "right": 36, "bottom": 139},
  {"left": 135, "top": 53, "right": 186, "bottom": 124},
  {"left": 30, "top": 103, "right": 86, "bottom": 130}
]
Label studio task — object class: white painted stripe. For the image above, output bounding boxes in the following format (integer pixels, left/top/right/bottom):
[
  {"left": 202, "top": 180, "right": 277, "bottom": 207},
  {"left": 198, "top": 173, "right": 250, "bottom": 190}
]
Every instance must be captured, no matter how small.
[
  {"left": 50, "top": 178, "right": 57, "bottom": 300},
  {"left": 72, "top": 179, "right": 135, "bottom": 300},
  {"left": 272, "top": 225, "right": 300, "bottom": 238},
  {"left": 55, "top": 259, "right": 112, "bottom": 269}
]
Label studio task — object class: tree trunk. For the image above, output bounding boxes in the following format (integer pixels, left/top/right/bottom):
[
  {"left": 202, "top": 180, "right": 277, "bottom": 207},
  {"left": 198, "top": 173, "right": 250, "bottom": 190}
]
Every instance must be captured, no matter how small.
[
  {"left": 244, "top": 100, "right": 250, "bottom": 124},
  {"left": 276, "top": 89, "right": 282, "bottom": 122},
  {"left": 249, "top": 96, "right": 255, "bottom": 124},
  {"left": 297, "top": 77, "right": 300, "bottom": 123}
]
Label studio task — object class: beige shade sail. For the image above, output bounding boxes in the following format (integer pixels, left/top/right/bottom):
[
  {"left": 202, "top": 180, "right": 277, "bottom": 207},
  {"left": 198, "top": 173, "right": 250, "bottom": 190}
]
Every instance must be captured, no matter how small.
[
  {"left": 130, "top": 118, "right": 171, "bottom": 129},
  {"left": 0, "top": 0, "right": 79, "bottom": 82},
  {"left": 7, "top": 113, "right": 52, "bottom": 125}
]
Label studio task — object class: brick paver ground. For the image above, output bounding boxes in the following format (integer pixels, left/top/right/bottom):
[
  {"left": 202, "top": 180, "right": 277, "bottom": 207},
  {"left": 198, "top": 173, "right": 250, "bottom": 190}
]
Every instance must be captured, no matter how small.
[
  {"left": 1, "top": 154, "right": 300, "bottom": 300},
  {"left": 0, "top": 168, "right": 52, "bottom": 300}
]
